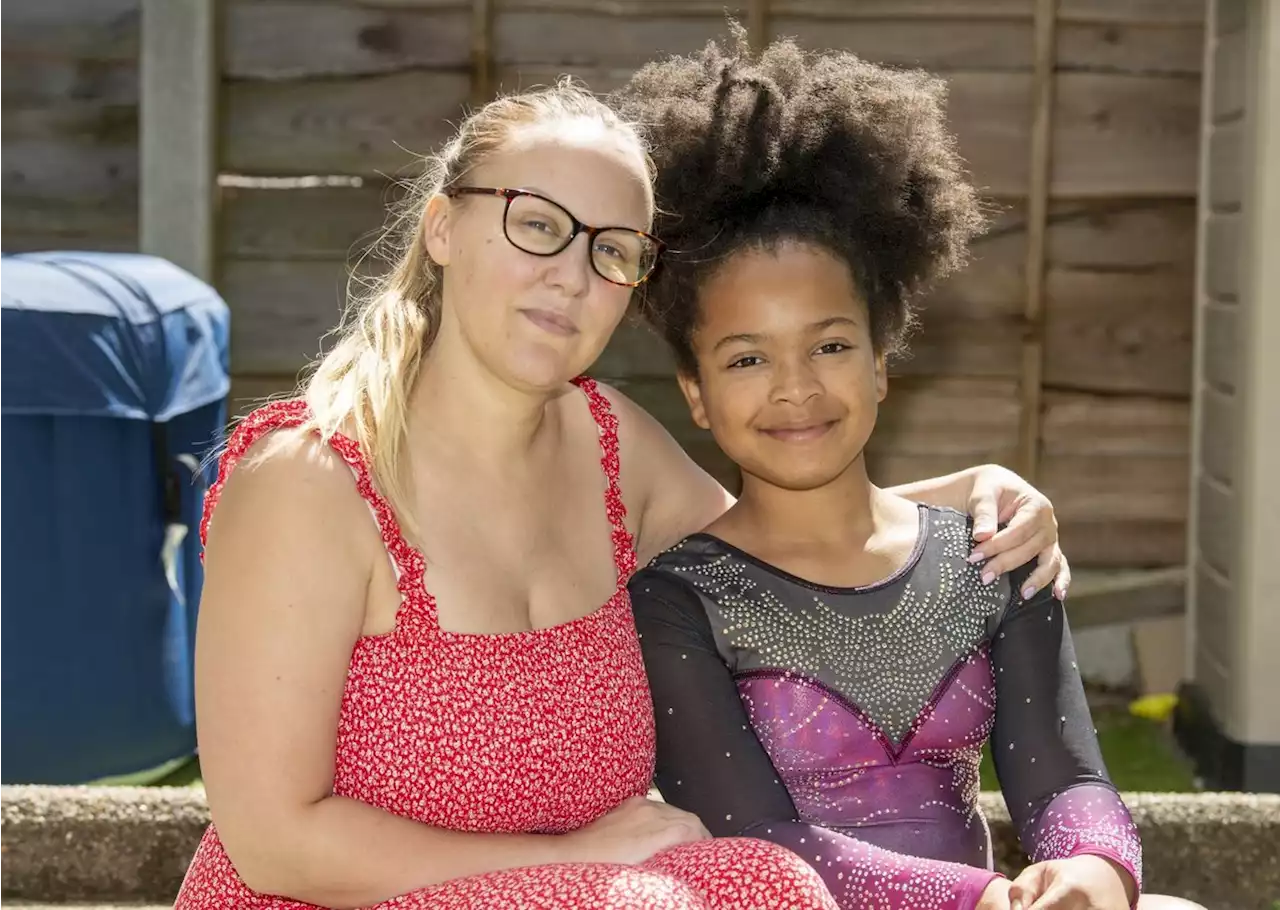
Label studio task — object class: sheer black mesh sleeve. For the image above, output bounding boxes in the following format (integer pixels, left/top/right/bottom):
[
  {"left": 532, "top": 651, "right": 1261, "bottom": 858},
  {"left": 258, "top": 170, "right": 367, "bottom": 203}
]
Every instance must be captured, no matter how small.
[
  {"left": 989, "top": 565, "right": 1143, "bottom": 898},
  {"left": 629, "top": 568, "right": 1003, "bottom": 910}
]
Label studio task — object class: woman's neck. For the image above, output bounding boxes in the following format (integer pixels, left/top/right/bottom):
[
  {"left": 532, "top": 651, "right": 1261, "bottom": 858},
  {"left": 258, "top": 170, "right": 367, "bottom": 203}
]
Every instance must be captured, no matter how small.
[{"left": 407, "top": 330, "right": 561, "bottom": 470}]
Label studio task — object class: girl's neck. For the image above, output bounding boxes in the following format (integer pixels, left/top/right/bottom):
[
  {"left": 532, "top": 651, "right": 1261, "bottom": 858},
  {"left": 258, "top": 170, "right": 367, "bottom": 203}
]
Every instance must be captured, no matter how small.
[
  {"left": 728, "top": 455, "right": 881, "bottom": 548},
  {"left": 712, "top": 455, "right": 922, "bottom": 588}
]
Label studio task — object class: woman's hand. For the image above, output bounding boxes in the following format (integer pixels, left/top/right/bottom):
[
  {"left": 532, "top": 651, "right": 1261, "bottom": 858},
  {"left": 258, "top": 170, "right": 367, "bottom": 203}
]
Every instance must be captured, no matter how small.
[
  {"left": 966, "top": 465, "right": 1071, "bottom": 602},
  {"left": 563, "top": 796, "right": 710, "bottom": 865},
  {"left": 1008, "top": 855, "right": 1135, "bottom": 910}
]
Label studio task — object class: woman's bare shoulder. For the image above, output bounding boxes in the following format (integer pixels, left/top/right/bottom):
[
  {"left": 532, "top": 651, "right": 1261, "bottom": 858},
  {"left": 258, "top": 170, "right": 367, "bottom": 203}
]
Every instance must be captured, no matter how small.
[{"left": 591, "top": 380, "right": 732, "bottom": 563}]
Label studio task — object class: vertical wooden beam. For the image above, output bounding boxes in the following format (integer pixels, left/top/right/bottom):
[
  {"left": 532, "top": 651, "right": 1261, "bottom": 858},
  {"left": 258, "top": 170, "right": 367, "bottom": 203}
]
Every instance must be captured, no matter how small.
[
  {"left": 748, "top": 0, "right": 770, "bottom": 53},
  {"left": 470, "top": 0, "right": 494, "bottom": 106},
  {"left": 140, "top": 0, "right": 217, "bottom": 283},
  {"left": 1184, "top": 0, "right": 1220, "bottom": 680},
  {"left": 1016, "top": 0, "right": 1058, "bottom": 481}
]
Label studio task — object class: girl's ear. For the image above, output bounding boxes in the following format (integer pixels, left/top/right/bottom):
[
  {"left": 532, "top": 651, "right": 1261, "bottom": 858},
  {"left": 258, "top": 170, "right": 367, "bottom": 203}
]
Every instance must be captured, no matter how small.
[{"left": 676, "top": 370, "right": 711, "bottom": 430}]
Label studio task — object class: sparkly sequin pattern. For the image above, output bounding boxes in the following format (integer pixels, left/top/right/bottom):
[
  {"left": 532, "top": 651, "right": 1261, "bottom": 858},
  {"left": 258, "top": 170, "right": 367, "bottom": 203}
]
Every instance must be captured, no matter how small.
[
  {"left": 174, "top": 378, "right": 839, "bottom": 910},
  {"left": 635, "top": 505, "right": 1144, "bottom": 909}
]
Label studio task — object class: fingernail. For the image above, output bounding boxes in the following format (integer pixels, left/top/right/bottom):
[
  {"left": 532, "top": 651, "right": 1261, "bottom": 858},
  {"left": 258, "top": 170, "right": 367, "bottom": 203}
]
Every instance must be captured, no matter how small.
[
  {"left": 982, "top": 571, "right": 995, "bottom": 585},
  {"left": 1011, "top": 901, "right": 1024, "bottom": 910},
  {"left": 1022, "top": 586, "right": 1035, "bottom": 600},
  {"left": 968, "top": 551, "right": 985, "bottom": 564}
]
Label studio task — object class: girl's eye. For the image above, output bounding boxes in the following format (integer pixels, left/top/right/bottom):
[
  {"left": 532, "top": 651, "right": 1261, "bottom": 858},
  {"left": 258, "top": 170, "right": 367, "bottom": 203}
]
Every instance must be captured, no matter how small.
[
  {"left": 815, "top": 341, "right": 851, "bottom": 356},
  {"left": 727, "top": 355, "right": 764, "bottom": 369}
]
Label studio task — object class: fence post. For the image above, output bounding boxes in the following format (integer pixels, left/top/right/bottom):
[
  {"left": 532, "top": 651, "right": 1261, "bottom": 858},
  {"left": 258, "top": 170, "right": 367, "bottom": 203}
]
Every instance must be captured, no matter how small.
[
  {"left": 748, "top": 0, "right": 770, "bottom": 53},
  {"left": 140, "top": 0, "right": 218, "bottom": 283},
  {"left": 1017, "top": 0, "right": 1058, "bottom": 481},
  {"left": 470, "top": 0, "right": 494, "bottom": 107}
]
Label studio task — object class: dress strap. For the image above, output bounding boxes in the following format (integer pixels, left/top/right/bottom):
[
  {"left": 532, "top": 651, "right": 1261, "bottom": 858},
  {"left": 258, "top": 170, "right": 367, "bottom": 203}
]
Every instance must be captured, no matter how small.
[
  {"left": 571, "top": 377, "right": 637, "bottom": 581},
  {"left": 201, "top": 399, "right": 433, "bottom": 635}
]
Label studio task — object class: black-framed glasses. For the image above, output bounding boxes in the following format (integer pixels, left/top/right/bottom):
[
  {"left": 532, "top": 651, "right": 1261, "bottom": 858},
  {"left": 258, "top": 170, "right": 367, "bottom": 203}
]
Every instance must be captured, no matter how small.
[{"left": 444, "top": 186, "right": 664, "bottom": 288}]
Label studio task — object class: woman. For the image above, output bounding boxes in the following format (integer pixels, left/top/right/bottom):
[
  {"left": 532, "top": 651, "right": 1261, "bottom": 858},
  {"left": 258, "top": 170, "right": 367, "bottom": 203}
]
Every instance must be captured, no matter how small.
[
  {"left": 618, "top": 33, "right": 1204, "bottom": 910},
  {"left": 175, "top": 79, "right": 1067, "bottom": 908}
]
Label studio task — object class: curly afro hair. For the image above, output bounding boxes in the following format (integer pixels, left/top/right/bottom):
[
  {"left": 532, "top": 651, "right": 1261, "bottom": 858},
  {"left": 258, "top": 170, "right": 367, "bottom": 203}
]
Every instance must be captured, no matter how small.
[{"left": 610, "top": 25, "right": 986, "bottom": 374}]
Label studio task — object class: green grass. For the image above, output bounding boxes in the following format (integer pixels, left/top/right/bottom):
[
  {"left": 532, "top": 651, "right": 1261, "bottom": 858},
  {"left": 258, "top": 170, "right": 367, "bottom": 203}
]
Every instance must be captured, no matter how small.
[
  {"left": 91, "top": 705, "right": 1195, "bottom": 794},
  {"left": 90, "top": 755, "right": 203, "bottom": 788},
  {"left": 980, "top": 706, "right": 1196, "bottom": 792}
]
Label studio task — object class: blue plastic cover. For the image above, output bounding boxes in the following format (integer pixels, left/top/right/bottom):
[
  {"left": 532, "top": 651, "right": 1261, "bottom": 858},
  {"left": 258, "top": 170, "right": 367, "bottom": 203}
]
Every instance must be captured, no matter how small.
[
  {"left": 1, "top": 251, "right": 230, "bottom": 420},
  {"left": 1, "top": 251, "right": 231, "bottom": 783}
]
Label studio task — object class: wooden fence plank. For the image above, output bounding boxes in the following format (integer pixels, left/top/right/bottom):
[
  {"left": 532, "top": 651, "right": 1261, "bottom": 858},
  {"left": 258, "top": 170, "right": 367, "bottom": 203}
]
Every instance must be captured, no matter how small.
[
  {"left": 223, "top": 1, "right": 471, "bottom": 79},
  {"left": 0, "top": 196, "right": 138, "bottom": 253},
  {"left": 1044, "top": 199, "right": 1196, "bottom": 267},
  {"left": 222, "top": 71, "right": 470, "bottom": 176},
  {"left": 433, "top": 0, "right": 1203, "bottom": 24},
  {"left": 1041, "top": 390, "right": 1190, "bottom": 456},
  {"left": 1, "top": 55, "right": 138, "bottom": 111},
  {"left": 1050, "top": 71, "right": 1200, "bottom": 198},
  {"left": 770, "top": 17, "right": 1033, "bottom": 70},
  {"left": 219, "top": 180, "right": 402, "bottom": 260},
  {"left": 771, "top": 19, "right": 1200, "bottom": 74},
  {"left": 218, "top": 192, "right": 1192, "bottom": 391},
  {"left": 219, "top": 67, "right": 1197, "bottom": 198},
  {"left": 1057, "top": 22, "right": 1204, "bottom": 76},
  {"left": 216, "top": 6, "right": 1199, "bottom": 78},
  {"left": 1043, "top": 268, "right": 1193, "bottom": 395},
  {"left": 2, "top": 138, "right": 138, "bottom": 205},
  {"left": 0, "top": 0, "right": 139, "bottom": 61},
  {"left": 220, "top": 259, "right": 360, "bottom": 374}
]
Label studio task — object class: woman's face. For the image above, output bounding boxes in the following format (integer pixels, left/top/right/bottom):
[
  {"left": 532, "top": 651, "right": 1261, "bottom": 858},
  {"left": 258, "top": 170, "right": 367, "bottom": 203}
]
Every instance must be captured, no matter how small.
[
  {"left": 679, "top": 242, "right": 887, "bottom": 492},
  {"left": 425, "top": 118, "right": 653, "bottom": 393}
]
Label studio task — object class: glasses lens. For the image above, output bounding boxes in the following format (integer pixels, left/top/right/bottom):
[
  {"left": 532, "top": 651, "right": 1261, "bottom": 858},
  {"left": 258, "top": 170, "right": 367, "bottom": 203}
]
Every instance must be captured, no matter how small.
[
  {"left": 504, "top": 193, "right": 574, "bottom": 255},
  {"left": 591, "top": 229, "right": 660, "bottom": 286}
]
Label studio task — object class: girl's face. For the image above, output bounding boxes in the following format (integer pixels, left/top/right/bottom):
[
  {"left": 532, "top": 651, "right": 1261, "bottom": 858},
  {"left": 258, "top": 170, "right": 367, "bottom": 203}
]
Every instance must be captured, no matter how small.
[
  {"left": 424, "top": 118, "right": 654, "bottom": 393},
  {"left": 679, "top": 242, "right": 887, "bottom": 492}
]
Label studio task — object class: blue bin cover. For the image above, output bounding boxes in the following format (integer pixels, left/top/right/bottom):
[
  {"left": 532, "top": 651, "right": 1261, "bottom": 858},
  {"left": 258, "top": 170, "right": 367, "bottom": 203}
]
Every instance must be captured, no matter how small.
[{"left": 2, "top": 251, "right": 230, "bottom": 783}]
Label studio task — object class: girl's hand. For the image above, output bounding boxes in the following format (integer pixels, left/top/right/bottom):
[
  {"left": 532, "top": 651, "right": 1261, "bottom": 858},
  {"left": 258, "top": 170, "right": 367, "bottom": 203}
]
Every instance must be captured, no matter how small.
[
  {"left": 966, "top": 465, "right": 1071, "bottom": 602},
  {"left": 1008, "top": 855, "right": 1136, "bottom": 910}
]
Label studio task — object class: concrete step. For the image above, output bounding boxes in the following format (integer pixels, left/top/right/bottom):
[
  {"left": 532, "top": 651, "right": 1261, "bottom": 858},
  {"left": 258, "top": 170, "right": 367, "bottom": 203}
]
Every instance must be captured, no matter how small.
[{"left": 3, "top": 786, "right": 1278, "bottom": 909}]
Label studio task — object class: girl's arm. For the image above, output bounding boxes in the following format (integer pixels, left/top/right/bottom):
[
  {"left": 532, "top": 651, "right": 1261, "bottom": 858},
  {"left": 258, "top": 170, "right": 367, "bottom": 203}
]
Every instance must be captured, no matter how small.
[
  {"left": 989, "top": 567, "right": 1143, "bottom": 907},
  {"left": 629, "top": 570, "right": 1007, "bottom": 910},
  {"left": 606, "top": 383, "right": 1068, "bottom": 597}
]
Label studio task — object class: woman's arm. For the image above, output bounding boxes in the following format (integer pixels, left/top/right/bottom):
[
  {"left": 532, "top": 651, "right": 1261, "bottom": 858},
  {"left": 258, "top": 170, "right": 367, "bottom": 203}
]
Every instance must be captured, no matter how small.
[
  {"left": 989, "top": 566, "right": 1142, "bottom": 907},
  {"left": 629, "top": 570, "right": 1006, "bottom": 910},
  {"left": 196, "top": 434, "right": 580, "bottom": 907}
]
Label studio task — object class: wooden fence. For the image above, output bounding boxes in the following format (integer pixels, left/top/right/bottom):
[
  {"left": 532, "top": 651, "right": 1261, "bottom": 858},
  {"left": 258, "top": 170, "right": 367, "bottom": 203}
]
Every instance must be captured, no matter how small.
[{"left": 1, "top": 0, "right": 1205, "bottom": 568}]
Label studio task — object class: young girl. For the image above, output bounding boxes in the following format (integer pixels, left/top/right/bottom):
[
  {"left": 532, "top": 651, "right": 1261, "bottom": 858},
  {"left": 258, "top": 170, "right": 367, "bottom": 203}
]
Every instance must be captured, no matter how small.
[{"left": 618, "top": 33, "right": 1201, "bottom": 910}]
